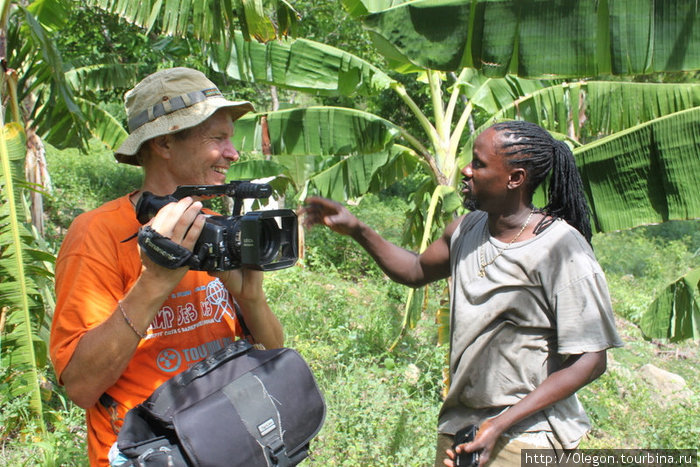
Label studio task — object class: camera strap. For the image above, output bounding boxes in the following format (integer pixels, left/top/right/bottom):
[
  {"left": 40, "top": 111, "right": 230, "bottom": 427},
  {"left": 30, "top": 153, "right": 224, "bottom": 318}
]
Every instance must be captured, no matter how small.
[{"left": 137, "top": 226, "right": 199, "bottom": 269}]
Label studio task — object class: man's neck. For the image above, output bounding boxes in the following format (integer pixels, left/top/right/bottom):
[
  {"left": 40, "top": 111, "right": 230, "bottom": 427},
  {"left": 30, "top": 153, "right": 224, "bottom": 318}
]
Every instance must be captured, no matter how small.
[{"left": 487, "top": 205, "right": 536, "bottom": 241}]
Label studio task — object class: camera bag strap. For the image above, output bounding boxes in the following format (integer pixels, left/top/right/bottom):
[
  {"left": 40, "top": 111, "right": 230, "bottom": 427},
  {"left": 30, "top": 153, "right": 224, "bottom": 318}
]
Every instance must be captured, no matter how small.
[{"left": 223, "top": 371, "right": 306, "bottom": 467}]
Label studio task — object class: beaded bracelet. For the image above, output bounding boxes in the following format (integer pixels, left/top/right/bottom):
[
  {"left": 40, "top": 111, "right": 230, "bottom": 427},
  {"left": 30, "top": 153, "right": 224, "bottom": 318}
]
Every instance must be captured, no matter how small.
[{"left": 118, "top": 300, "right": 147, "bottom": 339}]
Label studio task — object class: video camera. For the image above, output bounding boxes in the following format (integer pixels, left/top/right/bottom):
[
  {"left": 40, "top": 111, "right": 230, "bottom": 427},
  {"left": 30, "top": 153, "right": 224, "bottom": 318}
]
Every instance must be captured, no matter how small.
[{"left": 135, "top": 181, "right": 298, "bottom": 272}]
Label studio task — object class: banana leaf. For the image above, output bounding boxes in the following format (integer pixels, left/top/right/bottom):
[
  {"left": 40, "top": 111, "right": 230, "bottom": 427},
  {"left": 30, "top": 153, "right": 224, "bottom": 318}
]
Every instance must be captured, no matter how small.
[
  {"left": 305, "top": 145, "right": 418, "bottom": 201},
  {"left": 609, "top": 0, "right": 700, "bottom": 74},
  {"left": 343, "top": 0, "right": 700, "bottom": 77},
  {"left": 64, "top": 63, "right": 142, "bottom": 93},
  {"left": 640, "top": 268, "right": 700, "bottom": 342},
  {"left": 0, "top": 122, "right": 45, "bottom": 427},
  {"left": 233, "top": 107, "right": 400, "bottom": 156},
  {"left": 363, "top": 0, "right": 472, "bottom": 73},
  {"left": 227, "top": 159, "right": 290, "bottom": 181},
  {"left": 84, "top": 0, "right": 298, "bottom": 42},
  {"left": 453, "top": 70, "right": 543, "bottom": 116},
  {"left": 575, "top": 106, "right": 700, "bottom": 233},
  {"left": 461, "top": 81, "right": 700, "bottom": 169},
  {"left": 474, "top": 81, "right": 700, "bottom": 138},
  {"left": 230, "top": 144, "right": 419, "bottom": 204},
  {"left": 76, "top": 97, "right": 129, "bottom": 151},
  {"left": 210, "top": 31, "right": 393, "bottom": 97},
  {"left": 341, "top": 0, "right": 410, "bottom": 17},
  {"left": 20, "top": 6, "right": 90, "bottom": 149}
]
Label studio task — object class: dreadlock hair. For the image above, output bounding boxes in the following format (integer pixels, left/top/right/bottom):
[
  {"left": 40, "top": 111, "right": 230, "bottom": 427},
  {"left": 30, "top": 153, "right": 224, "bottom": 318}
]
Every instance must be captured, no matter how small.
[{"left": 491, "top": 120, "right": 592, "bottom": 243}]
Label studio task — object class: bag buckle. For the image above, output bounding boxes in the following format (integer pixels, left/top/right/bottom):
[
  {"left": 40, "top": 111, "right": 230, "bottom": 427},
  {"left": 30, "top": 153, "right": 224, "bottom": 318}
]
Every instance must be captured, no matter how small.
[
  {"left": 264, "top": 438, "right": 309, "bottom": 467},
  {"left": 265, "top": 439, "right": 292, "bottom": 467}
]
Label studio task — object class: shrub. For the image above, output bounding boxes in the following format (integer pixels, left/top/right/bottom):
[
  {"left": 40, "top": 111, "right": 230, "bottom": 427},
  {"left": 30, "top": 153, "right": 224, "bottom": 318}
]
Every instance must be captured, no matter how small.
[{"left": 43, "top": 141, "right": 142, "bottom": 249}]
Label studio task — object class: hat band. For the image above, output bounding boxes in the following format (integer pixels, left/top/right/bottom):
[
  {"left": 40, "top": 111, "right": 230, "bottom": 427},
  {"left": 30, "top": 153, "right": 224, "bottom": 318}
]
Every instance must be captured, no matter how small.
[{"left": 128, "top": 88, "right": 223, "bottom": 132}]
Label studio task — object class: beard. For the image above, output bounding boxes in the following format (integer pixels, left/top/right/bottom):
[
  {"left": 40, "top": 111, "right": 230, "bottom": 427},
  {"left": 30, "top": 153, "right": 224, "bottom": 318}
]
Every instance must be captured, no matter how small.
[
  {"left": 462, "top": 195, "right": 479, "bottom": 211},
  {"left": 461, "top": 181, "right": 479, "bottom": 211}
]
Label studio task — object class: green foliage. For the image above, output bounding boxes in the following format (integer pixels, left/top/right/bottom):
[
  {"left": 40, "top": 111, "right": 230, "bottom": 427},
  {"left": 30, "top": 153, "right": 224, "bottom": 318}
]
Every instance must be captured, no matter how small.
[
  {"left": 641, "top": 268, "right": 700, "bottom": 342},
  {"left": 592, "top": 221, "right": 700, "bottom": 323},
  {"left": 3, "top": 1, "right": 698, "bottom": 462},
  {"left": 0, "top": 121, "right": 53, "bottom": 434},
  {"left": 263, "top": 265, "right": 445, "bottom": 466},
  {"left": 304, "top": 191, "right": 411, "bottom": 280},
  {"left": 42, "top": 140, "right": 143, "bottom": 248},
  {"left": 0, "top": 379, "right": 87, "bottom": 466},
  {"left": 83, "top": 0, "right": 299, "bottom": 44},
  {"left": 294, "top": 0, "right": 382, "bottom": 66},
  {"left": 578, "top": 322, "right": 699, "bottom": 451},
  {"left": 343, "top": 0, "right": 700, "bottom": 76}
]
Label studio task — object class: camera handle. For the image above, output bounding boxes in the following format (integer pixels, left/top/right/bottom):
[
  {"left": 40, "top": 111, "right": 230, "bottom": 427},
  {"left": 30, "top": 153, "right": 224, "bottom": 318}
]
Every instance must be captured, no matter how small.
[
  {"left": 172, "top": 181, "right": 272, "bottom": 215},
  {"left": 136, "top": 182, "right": 273, "bottom": 225}
]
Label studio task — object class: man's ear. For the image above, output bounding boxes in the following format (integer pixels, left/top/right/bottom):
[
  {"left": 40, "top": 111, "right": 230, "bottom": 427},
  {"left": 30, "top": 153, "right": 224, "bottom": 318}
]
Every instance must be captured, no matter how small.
[
  {"left": 507, "top": 167, "right": 527, "bottom": 190},
  {"left": 147, "top": 135, "right": 171, "bottom": 159}
]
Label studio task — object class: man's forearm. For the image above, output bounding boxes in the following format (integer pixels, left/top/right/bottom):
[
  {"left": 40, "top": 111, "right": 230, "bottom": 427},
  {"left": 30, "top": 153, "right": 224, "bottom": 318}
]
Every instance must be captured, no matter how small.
[
  {"left": 350, "top": 221, "right": 429, "bottom": 287},
  {"left": 303, "top": 196, "right": 452, "bottom": 286},
  {"left": 489, "top": 351, "right": 607, "bottom": 436},
  {"left": 237, "top": 296, "right": 284, "bottom": 349},
  {"left": 59, "top": 273, "right": 175, "bottom": 409}
]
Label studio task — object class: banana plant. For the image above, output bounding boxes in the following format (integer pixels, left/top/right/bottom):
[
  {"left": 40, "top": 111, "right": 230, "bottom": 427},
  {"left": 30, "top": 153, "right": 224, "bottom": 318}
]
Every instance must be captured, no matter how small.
[
  {"left": 0, "top": 0, "right": 121, "bottom": 434},
  {"left": 641, "top": 268, "right": 700, "bottom": 342},
  {"left": 0, "top": 120, "right": 55, "bottom": 433},
  {"left": 573, "top": 107, "right": 700, "bottom": 233},
  {"left": 8, "top": 0, "right": 297, "bottom": 198},
  {"left": 573, "top": 108, "right": 700, "bottom": 341},
  {"left": 6, "top": 1, "right": 132, "bottom": 151},
  {"left": 3, "top": 0, "right": 136, "bottom": 240}
]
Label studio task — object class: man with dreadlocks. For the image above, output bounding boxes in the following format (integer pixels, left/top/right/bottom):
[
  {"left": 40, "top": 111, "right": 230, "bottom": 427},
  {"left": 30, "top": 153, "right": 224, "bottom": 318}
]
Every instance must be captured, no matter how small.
[{"left": 303, "top": 120, "right": 622, "bottom": 466}]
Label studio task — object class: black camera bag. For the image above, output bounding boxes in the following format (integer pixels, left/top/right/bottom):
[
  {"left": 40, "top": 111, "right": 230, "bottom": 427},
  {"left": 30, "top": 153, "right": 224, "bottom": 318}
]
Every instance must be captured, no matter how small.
[{"left": 116, "top": 340, "right": 325, "bottom": 466}]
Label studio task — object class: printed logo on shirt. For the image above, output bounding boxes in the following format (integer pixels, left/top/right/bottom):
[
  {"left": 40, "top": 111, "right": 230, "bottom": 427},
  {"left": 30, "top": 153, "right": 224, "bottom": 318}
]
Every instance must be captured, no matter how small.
[
  {"left": 154, "top": 337, "right": 235, "bottom": 373},
  {"left": 148, "top": 279, "right": 236, "bottom": 338},
  {"left": 182, "top": 337, "right": 235, "bottom": 364},
  {"left": 156, "top": 348, "right": 182, "bottom": 372},
  {"left": 206, "top": 279, "right": 235, "bottom": 322}
]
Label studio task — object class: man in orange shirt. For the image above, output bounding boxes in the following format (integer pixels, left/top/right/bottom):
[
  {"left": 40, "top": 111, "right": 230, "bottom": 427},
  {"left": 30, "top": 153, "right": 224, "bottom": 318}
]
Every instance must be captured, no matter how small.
[{"left": 50, "top": 67, "right": 284, "bottom": 465}]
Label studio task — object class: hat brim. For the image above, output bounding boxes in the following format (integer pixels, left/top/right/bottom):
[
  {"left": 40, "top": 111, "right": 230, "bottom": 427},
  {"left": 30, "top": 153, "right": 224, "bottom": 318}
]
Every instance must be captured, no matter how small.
[{"left": 115, "top": 97, "right": 254, "bottom": 166}]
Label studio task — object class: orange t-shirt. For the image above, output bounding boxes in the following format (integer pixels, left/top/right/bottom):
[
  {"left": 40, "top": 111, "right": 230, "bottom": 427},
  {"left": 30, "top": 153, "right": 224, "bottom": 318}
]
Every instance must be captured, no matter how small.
[{"left": 50, "top": 194, "right": 245, "bottom": 466}]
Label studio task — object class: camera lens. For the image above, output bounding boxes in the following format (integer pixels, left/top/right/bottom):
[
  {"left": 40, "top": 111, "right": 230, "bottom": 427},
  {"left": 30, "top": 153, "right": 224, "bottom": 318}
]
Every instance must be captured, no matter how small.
[{"left": 257, "top": 218, "right": 282, "bottom": 263}]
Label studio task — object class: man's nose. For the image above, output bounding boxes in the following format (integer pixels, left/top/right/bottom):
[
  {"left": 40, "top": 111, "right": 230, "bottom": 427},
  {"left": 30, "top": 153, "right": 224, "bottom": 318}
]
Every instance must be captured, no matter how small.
[
  {"left": 461, "top": 165, "right": 472, "bottom": 178},
  {"left": 223, "top": 141, "right": 239, "bottom": 162}
]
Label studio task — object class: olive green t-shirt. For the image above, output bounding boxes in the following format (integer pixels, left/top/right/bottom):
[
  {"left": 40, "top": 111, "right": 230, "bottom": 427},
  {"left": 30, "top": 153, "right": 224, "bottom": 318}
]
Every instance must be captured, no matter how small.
[{"left": 438, "top": 211, "right": 622, "bottom": 448}]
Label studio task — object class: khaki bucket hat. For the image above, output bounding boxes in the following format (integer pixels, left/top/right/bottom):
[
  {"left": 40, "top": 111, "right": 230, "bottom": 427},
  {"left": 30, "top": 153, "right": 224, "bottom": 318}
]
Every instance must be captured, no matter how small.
[{"left": 115, "top": 67, "right": 254, "bottom": 165}]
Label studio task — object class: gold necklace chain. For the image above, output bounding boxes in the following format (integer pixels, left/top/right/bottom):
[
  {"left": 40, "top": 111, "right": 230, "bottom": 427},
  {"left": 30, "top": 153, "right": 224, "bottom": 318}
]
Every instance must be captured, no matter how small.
[{"left": 478, "top": 209, "right": 535, "bottom": 277}]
